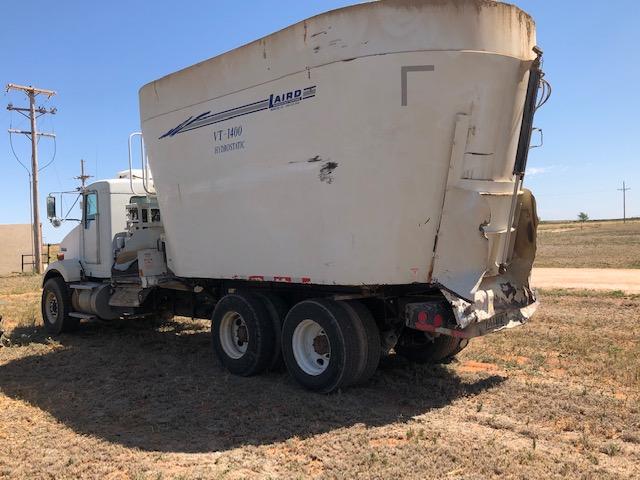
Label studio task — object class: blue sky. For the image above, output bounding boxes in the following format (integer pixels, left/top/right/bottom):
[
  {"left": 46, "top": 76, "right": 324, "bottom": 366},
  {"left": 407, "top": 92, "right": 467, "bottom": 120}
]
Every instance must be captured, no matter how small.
[{"left": 1, "top": 0, "right": 638, "bottom": 243}]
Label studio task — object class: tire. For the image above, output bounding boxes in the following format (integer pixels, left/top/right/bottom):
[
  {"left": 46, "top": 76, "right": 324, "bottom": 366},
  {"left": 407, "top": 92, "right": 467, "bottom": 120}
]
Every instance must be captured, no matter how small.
[
  {"left": 41, "top": 277, "right": 79, "bottom": 335},
  {"left": 282, "top": 299, "right": 361, "bottom": 393},
  {"left": 339, "top": 300, "right": 381, "bottom": 385},
  {"left": 211, "top": 293, "right": 276, "bottom": 377},
  {"left": 255, "top": 293, "right": 288, "bottom": 371},
  {"left": 397, "top": 335, "right": 469, "bottom": 364}
]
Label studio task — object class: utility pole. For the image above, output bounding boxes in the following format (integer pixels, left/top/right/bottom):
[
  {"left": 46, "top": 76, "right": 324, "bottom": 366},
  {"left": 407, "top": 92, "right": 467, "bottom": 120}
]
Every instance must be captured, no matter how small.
[
  {"left": 618, "top": 181, "right": 631, "bottom": 224},
  {"left": 74, "top": 159, "right": 93, "bottom": 191},
  {"left": 6, "top": 83, "right": 57, "bottom": 274}
]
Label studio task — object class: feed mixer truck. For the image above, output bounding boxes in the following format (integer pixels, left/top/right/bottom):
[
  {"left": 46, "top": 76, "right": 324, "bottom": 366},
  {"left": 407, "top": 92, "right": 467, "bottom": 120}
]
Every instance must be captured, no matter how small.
[{"left": 42, "top": 0, "right": 548, "bottom": 392}]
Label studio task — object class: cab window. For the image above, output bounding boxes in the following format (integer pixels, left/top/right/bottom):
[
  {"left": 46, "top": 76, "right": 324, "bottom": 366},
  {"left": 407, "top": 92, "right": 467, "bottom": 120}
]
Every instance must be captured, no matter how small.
[{"left": 84, "top": 192, "right": 98, "bottom": 228}]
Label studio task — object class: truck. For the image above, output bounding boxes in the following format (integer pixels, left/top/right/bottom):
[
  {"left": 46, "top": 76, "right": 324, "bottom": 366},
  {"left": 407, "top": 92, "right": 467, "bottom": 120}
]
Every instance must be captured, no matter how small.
[{"left": 42, "top": 0, "right": 547, "bottom": 393}]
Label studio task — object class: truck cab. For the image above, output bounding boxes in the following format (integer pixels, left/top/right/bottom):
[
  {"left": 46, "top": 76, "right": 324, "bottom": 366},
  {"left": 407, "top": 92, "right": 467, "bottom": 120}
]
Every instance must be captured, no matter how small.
[
  {"left": 76, "top": 179, "right": 144, "bottom": 277},
  {"left": 50, "top": 173, "right": 150, "bottom": 278},
  {"left": 42, "top": 172, "right": 169, "bottom": 331}
]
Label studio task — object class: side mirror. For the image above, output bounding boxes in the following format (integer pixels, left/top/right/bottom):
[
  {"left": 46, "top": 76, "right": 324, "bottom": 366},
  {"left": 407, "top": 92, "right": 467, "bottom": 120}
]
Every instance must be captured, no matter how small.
[{"left": 46, "top": 195, "right": 56, "bottom": 219}]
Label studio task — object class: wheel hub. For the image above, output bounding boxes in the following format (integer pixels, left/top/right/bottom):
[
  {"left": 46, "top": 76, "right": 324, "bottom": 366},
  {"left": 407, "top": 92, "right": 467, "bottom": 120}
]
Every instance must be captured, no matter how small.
[
  {"left": 45, "top": 292, "right": 58, "bottom": 324},
  {"left": 292, "top": 319, "right": 331, "bottom": 376},
  {"left": 313, "top": 334, "right": 329, "bottom": 356},
  {"left": 220, "top": 311, "right": 249, "bottom": 359},
  {"left": 236, "top": 322, "right": 248, "bottom": 346}
]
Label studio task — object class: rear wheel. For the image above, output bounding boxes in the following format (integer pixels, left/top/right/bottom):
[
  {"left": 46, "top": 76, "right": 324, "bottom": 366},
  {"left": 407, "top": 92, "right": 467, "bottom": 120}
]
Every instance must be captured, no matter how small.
[
  {"left": 397, "top": 334, "right": 469, "bottom": 364},
  {"left": 282, "top": 299, "right": 362, "bottom": 393},
  {"left": 41, "top": 277, "right": 79, "bottom": 334},
  {"left": 211, "top": 293, "right": 276, "bottom": 376},
  {"left": 339, "top": 300, "right": 381, "bottom": 385},
  {"left": 255, "top": 293, "right": 288, "bottom": 371}
]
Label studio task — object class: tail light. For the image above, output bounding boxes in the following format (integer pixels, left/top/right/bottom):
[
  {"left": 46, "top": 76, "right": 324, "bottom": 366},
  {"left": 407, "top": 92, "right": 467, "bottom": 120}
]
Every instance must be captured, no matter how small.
[{"left": 57, "top": 253, "right": 64, "bottom": 261}]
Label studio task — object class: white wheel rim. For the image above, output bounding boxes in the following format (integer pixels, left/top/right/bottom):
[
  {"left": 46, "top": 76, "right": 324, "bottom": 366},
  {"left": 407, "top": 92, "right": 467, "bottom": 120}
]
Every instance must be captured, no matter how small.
[
  {"left": 45, "top": 292, "right": 59, "bottom": 324},
  {"left": 219, "top": 311, "right": 249, "bottom": 359},
  {"left": 292, "top": 319, "right": 331, "bottom": 376}
]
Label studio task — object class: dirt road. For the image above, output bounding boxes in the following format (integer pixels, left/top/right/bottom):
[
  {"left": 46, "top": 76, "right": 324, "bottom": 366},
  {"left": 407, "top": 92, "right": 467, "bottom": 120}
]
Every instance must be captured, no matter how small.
[{"left": 532, "top": 268, "right": 640, "bottom": 293}]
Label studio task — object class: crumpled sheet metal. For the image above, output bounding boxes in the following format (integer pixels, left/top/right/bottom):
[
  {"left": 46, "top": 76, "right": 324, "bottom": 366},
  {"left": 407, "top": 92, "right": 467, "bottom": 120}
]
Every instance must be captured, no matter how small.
[{"left": 441, "top": 274, "right": 538, "bottom": 331}]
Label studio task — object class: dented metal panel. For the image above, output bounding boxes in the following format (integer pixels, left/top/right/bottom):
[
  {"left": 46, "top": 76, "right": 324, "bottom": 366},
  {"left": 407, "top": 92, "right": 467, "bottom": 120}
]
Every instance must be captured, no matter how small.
[
  {"left": 139, "top": 0, "right": 539, "bottom": 309},
  {"left": 442, "top": 189, "right": 540, "bottom": 329}
]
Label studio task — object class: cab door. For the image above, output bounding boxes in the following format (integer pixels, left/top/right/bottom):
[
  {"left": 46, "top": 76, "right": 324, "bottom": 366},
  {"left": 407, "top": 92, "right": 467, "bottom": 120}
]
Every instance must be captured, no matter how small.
[{"left": 82, "top": 191, "right": 100, "bottom": 265}]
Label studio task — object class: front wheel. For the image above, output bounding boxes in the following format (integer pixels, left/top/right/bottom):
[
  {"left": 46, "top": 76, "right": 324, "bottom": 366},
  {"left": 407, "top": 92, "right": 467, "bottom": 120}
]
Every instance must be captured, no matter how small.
[{"left": 41, "top": 277, "right": 79, "bottom": 334}]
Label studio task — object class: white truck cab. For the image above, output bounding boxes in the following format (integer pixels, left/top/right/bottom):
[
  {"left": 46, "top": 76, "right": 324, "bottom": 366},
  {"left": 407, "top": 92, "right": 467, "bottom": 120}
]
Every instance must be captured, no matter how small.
[
  {"left": 43, "top": 173, "right": 168, "bottom": 327},
  {"left": 78, "top": 179, "right": 144, "bottom": 278}
]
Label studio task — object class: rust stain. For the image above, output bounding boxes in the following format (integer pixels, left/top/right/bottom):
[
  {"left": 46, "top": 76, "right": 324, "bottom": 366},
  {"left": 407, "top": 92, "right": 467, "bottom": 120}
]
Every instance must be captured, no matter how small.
[{"left": 384, "top": 0, "right": 534, "bottom": 42}]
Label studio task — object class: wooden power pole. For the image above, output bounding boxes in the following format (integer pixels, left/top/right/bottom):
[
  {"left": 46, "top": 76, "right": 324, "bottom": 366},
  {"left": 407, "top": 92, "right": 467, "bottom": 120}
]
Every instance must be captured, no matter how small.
[
  {"left": 618, "top": 181, "right": 631, "bottom": 224},
  {"left": 75, "top": 159, "right": 93, "bottom": 191},
  {"left": 6, "top": 83, "right": 57, "bottom": 274}
]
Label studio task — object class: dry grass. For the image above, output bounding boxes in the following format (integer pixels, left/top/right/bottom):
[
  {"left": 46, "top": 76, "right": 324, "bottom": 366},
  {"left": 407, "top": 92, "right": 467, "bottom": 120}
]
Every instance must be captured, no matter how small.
[
  {"left": 536, "top": 220, "right": 640, "bottom": 269},
  {"left": 0, "top": 276, "right": 639, "bottom": 479},
  {"left": 0, "top": 275, "right": 41, "bottom": 335}
]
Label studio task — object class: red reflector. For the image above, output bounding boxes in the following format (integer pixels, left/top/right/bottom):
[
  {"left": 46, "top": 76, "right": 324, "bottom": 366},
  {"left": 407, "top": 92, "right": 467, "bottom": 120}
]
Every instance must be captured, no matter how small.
[
  {"left": 433, "top": 314, "right": 443, "bottom": 328},
  {"left": 57, "top": 253, "right": 64, "bottom": 261}
]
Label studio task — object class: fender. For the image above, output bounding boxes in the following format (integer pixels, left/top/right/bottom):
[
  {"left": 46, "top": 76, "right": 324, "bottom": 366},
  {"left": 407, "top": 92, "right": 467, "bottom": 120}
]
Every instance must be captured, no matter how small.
[{"left": 43, "top": 259, "right": 83, "bottom": 285}]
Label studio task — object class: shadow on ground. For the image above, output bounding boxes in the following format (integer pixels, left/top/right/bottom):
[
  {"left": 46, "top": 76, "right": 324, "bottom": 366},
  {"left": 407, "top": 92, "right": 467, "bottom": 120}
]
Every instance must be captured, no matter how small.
[{"left": 0, "top": 319, "right": 505, "bottom": 453}]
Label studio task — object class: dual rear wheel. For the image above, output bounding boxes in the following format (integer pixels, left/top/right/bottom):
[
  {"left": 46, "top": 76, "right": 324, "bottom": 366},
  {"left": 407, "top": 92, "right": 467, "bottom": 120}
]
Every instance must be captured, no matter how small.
[
  {"left": 211, "top": 293, "right": 276, "bottom": 377},
  {"left": 211, "top": 294, "right": 381, "bottom": 393},
  {"left": 282, "top": 299, "right": 381, "bottom": 393}
]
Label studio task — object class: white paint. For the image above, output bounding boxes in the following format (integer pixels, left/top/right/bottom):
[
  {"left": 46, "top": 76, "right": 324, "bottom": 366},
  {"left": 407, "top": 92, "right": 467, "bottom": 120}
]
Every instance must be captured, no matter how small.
[
  {"left": 48, "top": 179, "right": 145, "bottom": 279},
  {"left": 136, "top": 0, "right": 536, "bottom": 292}
]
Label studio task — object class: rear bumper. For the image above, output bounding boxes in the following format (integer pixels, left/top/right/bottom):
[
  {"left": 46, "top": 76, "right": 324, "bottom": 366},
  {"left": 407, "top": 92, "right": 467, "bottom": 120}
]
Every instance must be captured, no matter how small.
[
  {"left": 441, "top": 274, "right": 538, "bottom": 336},
  {"left": 406, "top": 286, "right": 539, "bottom": 338},
  {"left": 408, "top": 300, "right": 537, "bottom": 339},
  {"left": 406, "top": 283, "right": 538, "bottom": 340},
  {"left": 420, "top": 187, "right": 539, "bottom": 339}
]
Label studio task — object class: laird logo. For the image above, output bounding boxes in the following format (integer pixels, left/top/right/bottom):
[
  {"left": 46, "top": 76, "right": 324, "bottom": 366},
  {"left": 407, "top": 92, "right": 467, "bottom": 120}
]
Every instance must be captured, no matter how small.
[
  {"left": 159, "top": 85, "right": 316, "bottom": 139},
  {"left": 269, "top": 89, "right": 303, "bottom": 109}
]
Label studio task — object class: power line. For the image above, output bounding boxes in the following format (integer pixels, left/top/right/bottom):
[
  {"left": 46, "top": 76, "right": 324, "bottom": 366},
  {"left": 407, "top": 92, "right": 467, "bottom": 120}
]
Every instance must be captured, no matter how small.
[
  {"left": 6, "top": 83, "right": 57, "bottom": 274},
  {"left": 7, "top": 127, "right": 30, "bottom": 174},
  {"left": 618, "top": 181, "right": 631, "bottom": 224},
  {"left": 39, "top": 134, "right": 57, "bottom": 172},
  {"left": 74, "top": 159, "right": 93, "bottom": 190}
]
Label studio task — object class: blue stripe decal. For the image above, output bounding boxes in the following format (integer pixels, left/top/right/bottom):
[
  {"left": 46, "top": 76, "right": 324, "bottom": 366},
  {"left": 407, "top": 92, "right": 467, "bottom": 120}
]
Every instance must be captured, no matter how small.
[{"left": 160, "top": 85, "right": 317, "bottom": 139}]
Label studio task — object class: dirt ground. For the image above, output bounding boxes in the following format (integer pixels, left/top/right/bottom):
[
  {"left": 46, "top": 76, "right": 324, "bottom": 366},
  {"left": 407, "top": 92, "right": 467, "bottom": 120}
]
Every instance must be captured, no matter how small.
[
  {"left": 0, "top": 275, "right": 638, "bottom": 479},
  {"left": 532, "top": 268, "right": 640, "bottom": 294},
  {"left": 536, "top": 220, "right": 640, "bottom": 269}
]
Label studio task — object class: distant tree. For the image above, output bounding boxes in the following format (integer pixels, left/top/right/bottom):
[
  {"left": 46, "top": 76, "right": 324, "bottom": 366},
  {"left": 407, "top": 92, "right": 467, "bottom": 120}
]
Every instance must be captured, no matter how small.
[{"left": 578, "top": 212, "right": 589, "bottom": 229}]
